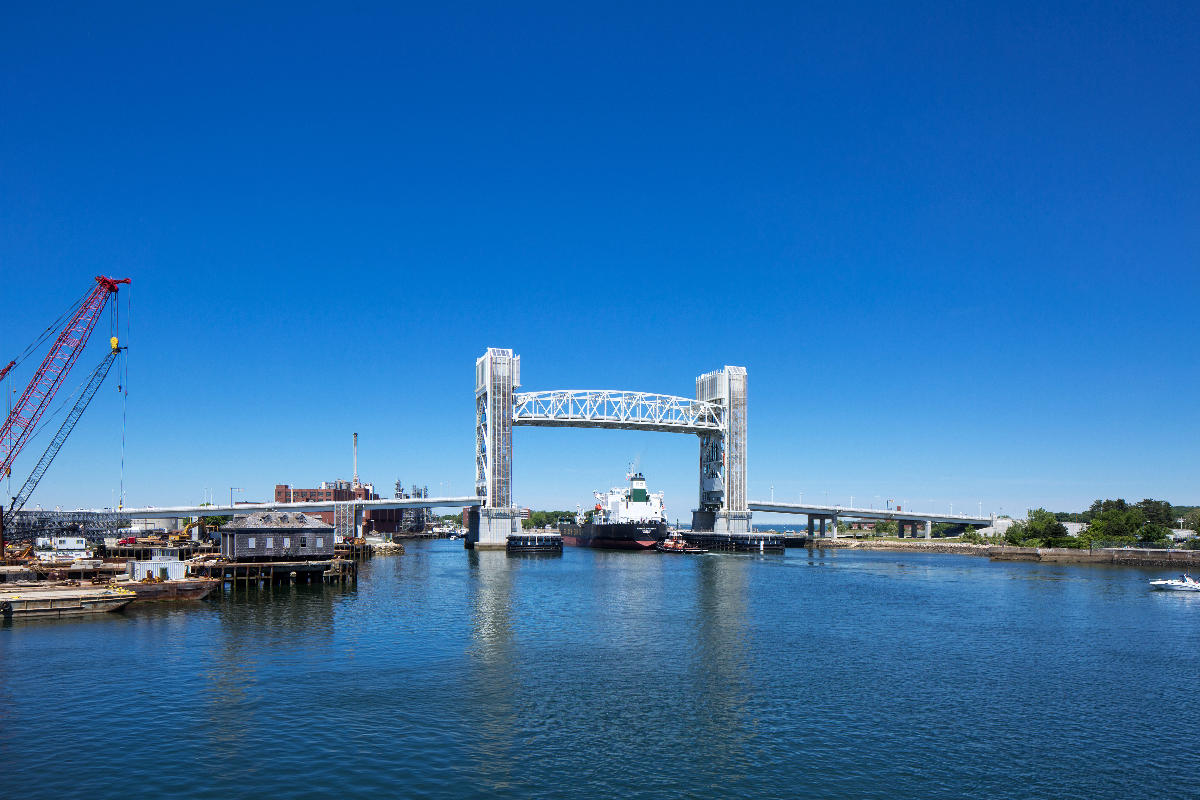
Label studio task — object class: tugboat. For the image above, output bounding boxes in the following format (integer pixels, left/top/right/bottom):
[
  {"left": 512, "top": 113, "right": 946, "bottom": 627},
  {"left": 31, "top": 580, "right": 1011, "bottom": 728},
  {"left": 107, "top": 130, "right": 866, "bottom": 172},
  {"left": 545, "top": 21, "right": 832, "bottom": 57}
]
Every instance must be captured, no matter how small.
[
  {"left": 560, "top": 471, "right": 668, "bottom": 550},
  {"left": 654, "top": 531, "right": 708, "bottom": 554}
]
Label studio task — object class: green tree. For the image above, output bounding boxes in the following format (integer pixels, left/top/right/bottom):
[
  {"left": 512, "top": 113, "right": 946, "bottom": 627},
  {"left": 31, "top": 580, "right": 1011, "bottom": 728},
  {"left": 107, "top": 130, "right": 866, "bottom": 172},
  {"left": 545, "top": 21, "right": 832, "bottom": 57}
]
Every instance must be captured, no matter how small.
[
  {"left": 1139, "top": 523, "right": 1172, "bottom": 544},
  {"left": 1025, "top": 508, "right": 1069, "bottom": 545},
  {"left": 1082, "top": 507, "right": 1145, "bottom": 545},
  {"left": 874, "top": 519, "right": 898, "bottom": 536},
  {"left": 1136, "top": 499, "right": 1174, "bottom": 528},
  {"left": 1084, "top": 498, "right": 1128, "bottom": 522},
  {"left": 521, "top": 510, "right": 576, "bottom": 529},
  {"left": 1003, "top": 509, "right": 1069, "bottom": 547}
]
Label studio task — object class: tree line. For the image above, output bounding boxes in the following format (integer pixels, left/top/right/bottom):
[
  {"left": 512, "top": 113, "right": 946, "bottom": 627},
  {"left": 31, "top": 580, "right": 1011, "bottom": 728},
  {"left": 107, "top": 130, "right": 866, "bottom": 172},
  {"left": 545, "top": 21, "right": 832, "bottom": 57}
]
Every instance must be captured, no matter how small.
[
  {"left": 1004, "top": 497, "right": 1199, "bottom": 549},
  {"left": 521, "top": 510, "right": 577, "bottom": 529}
]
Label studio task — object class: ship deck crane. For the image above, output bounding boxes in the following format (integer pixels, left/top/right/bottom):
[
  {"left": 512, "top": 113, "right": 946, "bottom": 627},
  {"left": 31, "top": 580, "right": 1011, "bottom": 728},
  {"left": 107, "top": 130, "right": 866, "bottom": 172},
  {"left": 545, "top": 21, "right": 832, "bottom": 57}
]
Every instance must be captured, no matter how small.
[{"left": 0, "top": 276, "right": 130, "bottom": 554}]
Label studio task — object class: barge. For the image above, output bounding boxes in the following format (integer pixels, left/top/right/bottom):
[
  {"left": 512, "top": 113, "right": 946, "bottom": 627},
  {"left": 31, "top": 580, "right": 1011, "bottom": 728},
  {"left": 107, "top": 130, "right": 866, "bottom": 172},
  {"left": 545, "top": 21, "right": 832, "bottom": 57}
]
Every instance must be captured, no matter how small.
[{"left": 0, "top": 586, "right": 135, "bottom": 619}]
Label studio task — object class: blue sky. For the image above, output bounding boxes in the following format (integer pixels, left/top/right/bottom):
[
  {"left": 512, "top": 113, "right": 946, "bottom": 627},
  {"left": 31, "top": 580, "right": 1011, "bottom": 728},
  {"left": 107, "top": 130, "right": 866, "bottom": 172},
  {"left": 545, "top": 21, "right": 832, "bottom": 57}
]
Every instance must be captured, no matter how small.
[{"left": 2, "top": 2, "right": 1197, "bottom": 520}]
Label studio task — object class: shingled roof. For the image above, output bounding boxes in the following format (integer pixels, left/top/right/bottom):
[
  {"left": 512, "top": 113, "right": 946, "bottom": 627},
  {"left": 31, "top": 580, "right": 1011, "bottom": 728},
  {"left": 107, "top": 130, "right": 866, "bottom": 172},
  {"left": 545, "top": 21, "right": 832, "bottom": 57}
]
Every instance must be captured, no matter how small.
[{"left": 220, "top": 511, "right": 334, "bottom": 531}]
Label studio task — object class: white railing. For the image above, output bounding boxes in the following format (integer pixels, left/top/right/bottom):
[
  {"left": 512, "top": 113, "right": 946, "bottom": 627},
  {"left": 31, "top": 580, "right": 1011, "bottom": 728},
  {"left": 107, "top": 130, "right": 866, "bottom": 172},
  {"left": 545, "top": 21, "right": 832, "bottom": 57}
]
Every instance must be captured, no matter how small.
[{"left": 513, "top": 390, "right": 724, "bottom": 434}]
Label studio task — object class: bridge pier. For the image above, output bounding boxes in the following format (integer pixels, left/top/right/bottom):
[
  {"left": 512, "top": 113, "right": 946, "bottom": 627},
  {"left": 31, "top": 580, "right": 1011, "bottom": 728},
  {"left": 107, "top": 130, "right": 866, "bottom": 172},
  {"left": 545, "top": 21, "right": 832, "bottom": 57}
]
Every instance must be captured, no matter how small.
[
  {"left": 924, "top": 519, "right": 932, "bottom": 539},
  {"left": 830, "top": 515, "right": 838, "bottom": 539}
]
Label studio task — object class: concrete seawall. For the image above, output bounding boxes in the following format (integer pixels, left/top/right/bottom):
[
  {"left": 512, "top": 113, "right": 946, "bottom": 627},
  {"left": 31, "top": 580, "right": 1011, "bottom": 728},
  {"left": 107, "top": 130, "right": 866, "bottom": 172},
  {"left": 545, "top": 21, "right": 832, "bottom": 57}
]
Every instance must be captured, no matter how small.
[
  {"left": 797, "top": 538, "right": 1200, "bottom": 568},
  {"left": 989, "top": 546, "right": 1200, "bottom": 569}
]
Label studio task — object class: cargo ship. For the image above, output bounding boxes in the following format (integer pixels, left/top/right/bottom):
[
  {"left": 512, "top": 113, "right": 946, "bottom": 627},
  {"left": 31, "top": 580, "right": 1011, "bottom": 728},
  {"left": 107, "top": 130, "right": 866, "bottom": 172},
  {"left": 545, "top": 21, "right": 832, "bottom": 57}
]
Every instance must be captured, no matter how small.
[{"left": 559, "top": 472, "right": 668, "bottom": 550}]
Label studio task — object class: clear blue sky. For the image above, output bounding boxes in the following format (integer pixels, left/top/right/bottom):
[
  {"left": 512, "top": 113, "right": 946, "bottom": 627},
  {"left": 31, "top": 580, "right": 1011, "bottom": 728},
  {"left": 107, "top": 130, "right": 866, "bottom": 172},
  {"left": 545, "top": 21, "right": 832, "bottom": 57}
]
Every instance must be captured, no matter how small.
[{"left": 2, "top": 2, "right": 1197, "bottom": 520}]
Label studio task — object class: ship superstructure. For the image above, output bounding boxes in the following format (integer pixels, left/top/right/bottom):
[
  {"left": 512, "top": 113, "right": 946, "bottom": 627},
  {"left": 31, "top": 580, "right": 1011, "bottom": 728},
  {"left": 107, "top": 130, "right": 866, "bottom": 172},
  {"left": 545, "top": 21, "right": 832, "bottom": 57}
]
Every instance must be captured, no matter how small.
[{"left": 591, "top": 472, "right": 666, "bottom": 525}]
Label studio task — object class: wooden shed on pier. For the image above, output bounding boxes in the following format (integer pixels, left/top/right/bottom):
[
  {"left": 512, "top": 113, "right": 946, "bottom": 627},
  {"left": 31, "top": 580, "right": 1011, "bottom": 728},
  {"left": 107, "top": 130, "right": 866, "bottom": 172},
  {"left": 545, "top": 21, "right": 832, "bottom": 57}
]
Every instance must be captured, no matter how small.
[{"left": 219, "top": 512, "right": 335, "bottom": 561}]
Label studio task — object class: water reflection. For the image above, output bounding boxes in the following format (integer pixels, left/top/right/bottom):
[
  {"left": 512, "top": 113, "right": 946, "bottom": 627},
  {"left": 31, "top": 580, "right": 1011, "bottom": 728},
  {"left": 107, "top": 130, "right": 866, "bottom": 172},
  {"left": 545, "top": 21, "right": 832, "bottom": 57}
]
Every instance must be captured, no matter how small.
[
  {"left": 689, "top": 554, "right": 757, "bottom": 774},
  {"left": 464, "top": 549, "right": 517, "bottom": 792},
  {"left": 201, "top": 583, "right": 342, "bottom": 766}
]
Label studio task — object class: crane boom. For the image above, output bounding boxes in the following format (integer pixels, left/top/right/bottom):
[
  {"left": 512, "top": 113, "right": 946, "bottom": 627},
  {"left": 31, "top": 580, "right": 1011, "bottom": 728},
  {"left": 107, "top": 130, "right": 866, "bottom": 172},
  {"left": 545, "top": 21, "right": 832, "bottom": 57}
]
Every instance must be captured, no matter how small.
[
  {"left": 2, "top": 347, "right": 121, "bottom": 527},
  {"left": 0, "top": 276, "right": 129, "bottom": 481}
]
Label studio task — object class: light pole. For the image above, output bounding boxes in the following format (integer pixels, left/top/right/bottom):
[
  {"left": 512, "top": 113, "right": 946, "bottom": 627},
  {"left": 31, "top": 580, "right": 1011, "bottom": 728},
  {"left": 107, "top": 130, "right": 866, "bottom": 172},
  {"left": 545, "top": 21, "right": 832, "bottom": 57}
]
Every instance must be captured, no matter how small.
[
  {"left": 230, "top": 487, "right": 243, "bottom": 509},
  {"left": 979, "top": 501, "right": 983, "bottom": 517},
  {"left": 850, "top": 495, "right": 854, "bottom": 508},
  {"left": 770, "top": 484, "right": 775, "bottom": 502}
]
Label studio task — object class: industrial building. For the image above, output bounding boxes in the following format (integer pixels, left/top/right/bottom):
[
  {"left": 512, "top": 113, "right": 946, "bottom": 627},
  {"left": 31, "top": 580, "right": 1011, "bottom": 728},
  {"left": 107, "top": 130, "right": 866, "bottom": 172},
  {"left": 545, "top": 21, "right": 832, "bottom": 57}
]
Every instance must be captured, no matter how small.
[{"left": 272, "top": 480, "right": 432, "bottom": 534}]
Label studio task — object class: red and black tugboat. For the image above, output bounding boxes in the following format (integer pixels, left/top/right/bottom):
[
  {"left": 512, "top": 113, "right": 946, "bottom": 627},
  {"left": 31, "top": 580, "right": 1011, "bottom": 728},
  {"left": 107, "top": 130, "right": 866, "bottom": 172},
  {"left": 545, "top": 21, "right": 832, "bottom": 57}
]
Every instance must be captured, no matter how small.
[{"left": 654, "top": 531, "right": 707, "bottom": 554}]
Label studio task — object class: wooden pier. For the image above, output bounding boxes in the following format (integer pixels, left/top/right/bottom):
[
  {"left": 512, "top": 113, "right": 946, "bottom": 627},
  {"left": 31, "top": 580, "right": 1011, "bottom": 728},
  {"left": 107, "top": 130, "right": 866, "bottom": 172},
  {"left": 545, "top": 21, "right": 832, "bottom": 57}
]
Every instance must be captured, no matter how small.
[{"left": 187, "top": 558, "right": 357, "bottom": 587}]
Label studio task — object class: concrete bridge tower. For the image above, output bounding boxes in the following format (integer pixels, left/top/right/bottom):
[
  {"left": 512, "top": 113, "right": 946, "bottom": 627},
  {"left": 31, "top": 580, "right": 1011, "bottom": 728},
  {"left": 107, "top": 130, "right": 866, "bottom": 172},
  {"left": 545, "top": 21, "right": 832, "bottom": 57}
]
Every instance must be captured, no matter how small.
[
  {"left": 694, "top": 366, "right": 751, "bottom": 534},
  {"left": 469, "top": 348, "right": 521, "bottom": 549}
]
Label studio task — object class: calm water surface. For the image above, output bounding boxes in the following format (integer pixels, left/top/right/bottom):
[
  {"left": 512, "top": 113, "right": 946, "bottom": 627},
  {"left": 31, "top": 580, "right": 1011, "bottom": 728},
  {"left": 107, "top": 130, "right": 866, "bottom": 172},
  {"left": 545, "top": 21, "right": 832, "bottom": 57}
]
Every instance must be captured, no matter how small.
[{"left": 2, "top": 542, "right": 1198, "bottom": 799}]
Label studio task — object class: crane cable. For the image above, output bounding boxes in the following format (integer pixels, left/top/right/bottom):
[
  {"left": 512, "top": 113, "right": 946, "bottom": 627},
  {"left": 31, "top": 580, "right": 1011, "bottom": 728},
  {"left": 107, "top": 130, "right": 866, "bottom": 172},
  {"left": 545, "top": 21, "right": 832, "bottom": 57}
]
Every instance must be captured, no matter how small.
[
  {"left": 6, "top": 287, "right": 91, "bottom": 372},
  {"left": 118, "top": 285, "right": 130, "bottom": 510}
]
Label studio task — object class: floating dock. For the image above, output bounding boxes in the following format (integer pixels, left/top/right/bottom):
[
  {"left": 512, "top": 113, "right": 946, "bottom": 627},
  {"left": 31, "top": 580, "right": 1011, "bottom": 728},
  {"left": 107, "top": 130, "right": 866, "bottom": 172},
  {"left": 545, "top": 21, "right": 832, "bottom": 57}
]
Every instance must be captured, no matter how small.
[
  {"left": 507, "top": 532, "right": 563, "bottom": 553},
  {"left": 684, "top": 532, "right": 786, "bottom": 553}
]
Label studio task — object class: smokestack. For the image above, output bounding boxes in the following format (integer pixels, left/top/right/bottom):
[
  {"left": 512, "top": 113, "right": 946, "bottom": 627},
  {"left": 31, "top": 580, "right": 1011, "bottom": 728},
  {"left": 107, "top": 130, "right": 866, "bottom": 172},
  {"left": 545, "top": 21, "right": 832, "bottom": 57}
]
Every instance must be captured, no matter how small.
[{"left": 353, "top": 432, "right": 359, "bottom": 488}]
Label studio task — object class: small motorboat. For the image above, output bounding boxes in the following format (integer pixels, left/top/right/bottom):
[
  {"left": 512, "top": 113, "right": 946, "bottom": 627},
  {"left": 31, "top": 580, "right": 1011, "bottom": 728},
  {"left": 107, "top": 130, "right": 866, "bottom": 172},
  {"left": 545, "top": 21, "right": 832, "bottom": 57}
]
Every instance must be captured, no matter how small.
[
  {"left": 1150, "top": 574, "right": 1200, "bottom": 592},
  {"left": 654, "top": 532, "right": 707, "bottom": 554}
]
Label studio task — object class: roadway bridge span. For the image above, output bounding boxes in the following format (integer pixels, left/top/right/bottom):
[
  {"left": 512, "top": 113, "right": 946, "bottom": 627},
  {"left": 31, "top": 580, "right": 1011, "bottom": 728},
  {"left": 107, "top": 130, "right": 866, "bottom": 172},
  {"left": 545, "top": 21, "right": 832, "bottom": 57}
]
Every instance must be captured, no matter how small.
[
  {"left": 108, "top": 496, "right": 483, "bottom": 539},
  {"left": 748, "top": 501, "right": 992, "bottom": 539}
]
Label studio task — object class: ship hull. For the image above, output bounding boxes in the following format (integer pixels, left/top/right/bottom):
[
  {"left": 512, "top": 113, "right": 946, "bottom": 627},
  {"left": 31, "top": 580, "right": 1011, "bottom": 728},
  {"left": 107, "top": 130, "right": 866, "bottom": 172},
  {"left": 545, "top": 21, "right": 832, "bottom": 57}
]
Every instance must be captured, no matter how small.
[{"left": 559, "top": 522, "right": 666, "bottom": 550}]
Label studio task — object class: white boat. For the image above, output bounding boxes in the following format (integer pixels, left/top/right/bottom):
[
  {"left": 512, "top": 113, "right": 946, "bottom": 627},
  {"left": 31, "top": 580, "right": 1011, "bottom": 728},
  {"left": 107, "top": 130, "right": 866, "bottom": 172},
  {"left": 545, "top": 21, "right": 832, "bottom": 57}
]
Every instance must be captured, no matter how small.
[{"left": 1149, "top": 574, "right": 1200, "bottom": 591}]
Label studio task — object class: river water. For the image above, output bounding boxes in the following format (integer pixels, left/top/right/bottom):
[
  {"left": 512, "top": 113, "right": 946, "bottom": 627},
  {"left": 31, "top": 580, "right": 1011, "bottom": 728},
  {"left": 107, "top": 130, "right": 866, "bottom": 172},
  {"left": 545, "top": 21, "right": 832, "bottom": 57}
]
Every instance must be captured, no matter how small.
[{"left": 2, "top": 541, "right": 1197, "bottom": 799}]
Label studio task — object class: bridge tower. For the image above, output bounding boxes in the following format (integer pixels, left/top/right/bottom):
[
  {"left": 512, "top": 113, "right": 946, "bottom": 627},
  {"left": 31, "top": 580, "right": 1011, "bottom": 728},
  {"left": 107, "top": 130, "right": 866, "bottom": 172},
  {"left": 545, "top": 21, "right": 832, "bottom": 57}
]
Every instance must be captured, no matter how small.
[
  {"left": 470, "top": 347, "right": 521, "bottom": 549},
  {"left": 694, "top": 366, "right": 751, "bottom": 534}
]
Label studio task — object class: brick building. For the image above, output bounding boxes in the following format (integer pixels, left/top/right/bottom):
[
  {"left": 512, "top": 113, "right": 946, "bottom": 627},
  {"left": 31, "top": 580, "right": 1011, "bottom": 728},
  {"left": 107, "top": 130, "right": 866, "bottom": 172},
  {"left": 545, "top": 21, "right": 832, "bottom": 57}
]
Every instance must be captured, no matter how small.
[{"left": 274, "top": 480, "right": 426, "bottom": 534}]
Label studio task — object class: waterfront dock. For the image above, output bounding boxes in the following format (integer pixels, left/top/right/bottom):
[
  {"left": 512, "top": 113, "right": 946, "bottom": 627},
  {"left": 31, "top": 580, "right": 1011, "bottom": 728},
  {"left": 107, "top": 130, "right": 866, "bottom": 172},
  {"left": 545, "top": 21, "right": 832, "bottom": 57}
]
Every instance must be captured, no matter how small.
[{"left": 187, "top": 558, "right": 357, "bottom": 586}]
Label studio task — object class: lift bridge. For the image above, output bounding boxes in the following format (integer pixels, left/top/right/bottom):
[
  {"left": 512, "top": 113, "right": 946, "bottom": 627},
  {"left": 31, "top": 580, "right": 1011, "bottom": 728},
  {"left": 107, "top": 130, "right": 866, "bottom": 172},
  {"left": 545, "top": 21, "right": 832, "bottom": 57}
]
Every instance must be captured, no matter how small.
[{"left": 470, "top": 348, "right": 750, "bottom": 549}]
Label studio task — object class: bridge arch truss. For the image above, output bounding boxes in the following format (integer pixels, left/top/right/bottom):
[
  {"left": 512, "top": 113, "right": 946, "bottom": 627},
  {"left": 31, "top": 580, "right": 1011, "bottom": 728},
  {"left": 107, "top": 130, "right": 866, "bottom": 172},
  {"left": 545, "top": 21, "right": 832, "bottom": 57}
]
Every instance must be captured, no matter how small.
[{"left": 513, "top": 390, "right": 724, "bottom": 434}]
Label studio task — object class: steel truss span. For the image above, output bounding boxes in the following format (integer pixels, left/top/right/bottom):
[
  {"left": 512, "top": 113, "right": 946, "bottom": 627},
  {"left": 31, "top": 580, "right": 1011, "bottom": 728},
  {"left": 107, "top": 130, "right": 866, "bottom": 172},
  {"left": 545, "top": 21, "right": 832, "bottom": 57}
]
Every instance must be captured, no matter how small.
[{"left": 513, "top": 390, "right": 724, "bottom": 434}]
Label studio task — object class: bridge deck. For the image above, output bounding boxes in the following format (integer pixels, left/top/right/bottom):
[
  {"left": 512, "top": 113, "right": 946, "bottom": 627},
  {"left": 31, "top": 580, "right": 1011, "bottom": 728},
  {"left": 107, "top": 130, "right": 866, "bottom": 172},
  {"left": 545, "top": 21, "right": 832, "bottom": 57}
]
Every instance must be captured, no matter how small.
[{"left": 748, "top": 501, "right": 990, "bottom": 525}]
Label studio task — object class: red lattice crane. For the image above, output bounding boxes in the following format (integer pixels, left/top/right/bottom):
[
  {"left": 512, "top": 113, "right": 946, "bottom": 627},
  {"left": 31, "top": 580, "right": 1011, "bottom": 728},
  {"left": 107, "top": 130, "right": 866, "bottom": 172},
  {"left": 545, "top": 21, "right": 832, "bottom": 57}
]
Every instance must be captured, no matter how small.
[{"left": 0, "top": 276, "right": 130, "bottom": 483}]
